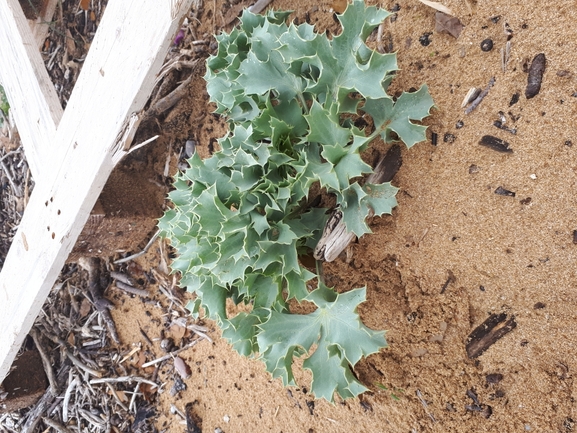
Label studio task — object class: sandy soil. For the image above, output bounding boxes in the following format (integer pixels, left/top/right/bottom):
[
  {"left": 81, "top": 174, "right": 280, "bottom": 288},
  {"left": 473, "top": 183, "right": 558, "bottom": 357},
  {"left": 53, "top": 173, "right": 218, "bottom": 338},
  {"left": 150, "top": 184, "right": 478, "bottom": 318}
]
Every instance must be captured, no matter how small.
[{"left": 35, "top": 0, "right": 577, "bottom": 432}]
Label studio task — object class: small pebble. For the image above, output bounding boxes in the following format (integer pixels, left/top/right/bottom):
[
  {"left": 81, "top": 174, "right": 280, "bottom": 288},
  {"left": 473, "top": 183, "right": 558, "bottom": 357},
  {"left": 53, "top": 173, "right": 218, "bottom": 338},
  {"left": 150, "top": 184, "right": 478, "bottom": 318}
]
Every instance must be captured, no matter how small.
[
  {"left": 455, "top": 120, "right": 464, "bottom": 129},
  {"left": 480, "top": 38, "right": 493, "bottom": 52},
  {"left": 444, "top": 133, "right": 456, "bottom": 143},
  {"left": 185, "top": 139, "right": 196, "bottom": 157}
]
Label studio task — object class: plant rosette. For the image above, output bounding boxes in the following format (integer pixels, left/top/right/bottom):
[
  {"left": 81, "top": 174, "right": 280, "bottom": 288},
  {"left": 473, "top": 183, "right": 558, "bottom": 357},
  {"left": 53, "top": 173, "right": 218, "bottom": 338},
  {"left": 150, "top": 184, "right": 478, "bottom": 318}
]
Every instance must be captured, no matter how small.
[{"left": 159, "top": 0, "right": 434, "bottom": 401}]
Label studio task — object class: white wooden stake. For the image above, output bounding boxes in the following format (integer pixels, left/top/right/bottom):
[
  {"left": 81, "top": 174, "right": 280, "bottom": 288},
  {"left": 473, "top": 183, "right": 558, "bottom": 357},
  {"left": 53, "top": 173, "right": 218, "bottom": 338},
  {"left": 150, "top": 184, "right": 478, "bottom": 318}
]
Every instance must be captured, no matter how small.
[
  {"left": 0, "top": 0, "right": 194, "bottom": 383},
  {"left": 0, "top": 0, "right": 63, "bottom": 182}
]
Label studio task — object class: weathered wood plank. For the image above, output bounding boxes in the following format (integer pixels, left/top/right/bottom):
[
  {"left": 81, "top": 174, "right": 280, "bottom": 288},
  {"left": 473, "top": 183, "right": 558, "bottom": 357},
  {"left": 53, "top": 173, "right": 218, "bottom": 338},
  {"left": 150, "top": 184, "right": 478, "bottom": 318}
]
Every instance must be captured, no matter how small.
[
  {"left": 28, "top": 0, "right": 59, "bottom": 49},
  {"left": 0, "top": 0, "right": 63, "bottom": 181},
  {"left": 0, "top": 0, "right": 194, "bottom": 383}
]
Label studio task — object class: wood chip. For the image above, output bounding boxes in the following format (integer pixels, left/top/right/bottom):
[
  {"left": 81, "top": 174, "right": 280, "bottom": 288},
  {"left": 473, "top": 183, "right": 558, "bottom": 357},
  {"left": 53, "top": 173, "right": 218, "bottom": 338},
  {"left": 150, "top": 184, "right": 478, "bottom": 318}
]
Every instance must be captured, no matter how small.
[
  {"left": 526, "top": 53, "right": 546, "bottom": 99},
  {"left": 466, "top": 313, "right": 517, "bottom": 358},
  {"left": 418, "top": 0, "right": 454, "bottom": 16},
  {"left": 314, "top": 145, "right": 402, "bottom": 262},
  {"left": 479, "top": 135, "right": 513, "bottom": 153}
]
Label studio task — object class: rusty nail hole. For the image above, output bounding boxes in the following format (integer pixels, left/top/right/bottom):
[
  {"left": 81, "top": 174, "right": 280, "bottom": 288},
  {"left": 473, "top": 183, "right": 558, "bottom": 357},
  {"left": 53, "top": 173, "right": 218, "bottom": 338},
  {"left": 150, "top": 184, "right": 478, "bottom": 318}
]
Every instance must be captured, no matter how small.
[
  {"left": 47, "top": 226, "right": 50, "bottom": 231},
  {"left": 57, "top": 209, "right": 61, "bottom": 215},
  {"left": 50, "top": 197, "right": 53, "bottom": 202},
  {"left": 51, "top": 232, "right": 55, "bottom": 239}
]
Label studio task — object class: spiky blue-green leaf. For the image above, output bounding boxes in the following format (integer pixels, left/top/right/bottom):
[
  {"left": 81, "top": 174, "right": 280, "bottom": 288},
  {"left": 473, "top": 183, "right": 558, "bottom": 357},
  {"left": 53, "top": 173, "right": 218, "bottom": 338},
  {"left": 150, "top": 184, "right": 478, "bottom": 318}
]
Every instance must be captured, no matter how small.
[{"left": 161, "top": 0, "right": 432, "bottom": 402}]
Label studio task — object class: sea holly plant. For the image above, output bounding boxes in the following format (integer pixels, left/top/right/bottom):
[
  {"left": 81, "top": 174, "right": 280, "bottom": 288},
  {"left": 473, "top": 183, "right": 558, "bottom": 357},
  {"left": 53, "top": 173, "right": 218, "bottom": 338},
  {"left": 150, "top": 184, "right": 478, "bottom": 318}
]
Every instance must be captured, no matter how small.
[{"left": 159, "top": 0, "right": 433, "bottom": 401}]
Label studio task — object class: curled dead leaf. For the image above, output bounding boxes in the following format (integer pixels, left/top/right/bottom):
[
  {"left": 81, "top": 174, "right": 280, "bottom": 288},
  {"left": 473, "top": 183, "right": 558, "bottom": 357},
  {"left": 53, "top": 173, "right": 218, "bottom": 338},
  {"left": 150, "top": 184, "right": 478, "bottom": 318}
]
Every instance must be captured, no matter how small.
[
  {"left": 435, "top": 12, "right": 463, "bottom": 38},
  {"left": 170, "top": 323, "right": 187, "bottom": 340},
  {"left": 140, "top": 383, "right": 158, "bottom": 402},
  {"left": 174, "top": 356, "right": 192, "bottom": 379},
  {"left": 79, "top": 297, "right": 92, "bottom": 318}
]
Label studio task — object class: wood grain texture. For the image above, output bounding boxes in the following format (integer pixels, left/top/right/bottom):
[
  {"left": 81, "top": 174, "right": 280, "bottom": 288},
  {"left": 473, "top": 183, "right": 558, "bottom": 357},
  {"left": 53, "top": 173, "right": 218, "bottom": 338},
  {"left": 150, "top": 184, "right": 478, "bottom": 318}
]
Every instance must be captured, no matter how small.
[
  {"left": 0, "top": 0, "right": 63, "bottom": 182},
  {"left": 27, "top": 0, "right": 59, "bottom": 49},
  {"left": 0, "top": 0, "right": 194, "bottom": 383}
]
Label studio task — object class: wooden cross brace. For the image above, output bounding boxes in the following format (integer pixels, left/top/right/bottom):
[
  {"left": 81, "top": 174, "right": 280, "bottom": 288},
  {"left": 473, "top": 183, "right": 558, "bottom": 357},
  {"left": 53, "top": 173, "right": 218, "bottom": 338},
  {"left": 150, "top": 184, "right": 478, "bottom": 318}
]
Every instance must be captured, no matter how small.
[{"left": 0, "top": 0, "right": 194, "bottom": 383}]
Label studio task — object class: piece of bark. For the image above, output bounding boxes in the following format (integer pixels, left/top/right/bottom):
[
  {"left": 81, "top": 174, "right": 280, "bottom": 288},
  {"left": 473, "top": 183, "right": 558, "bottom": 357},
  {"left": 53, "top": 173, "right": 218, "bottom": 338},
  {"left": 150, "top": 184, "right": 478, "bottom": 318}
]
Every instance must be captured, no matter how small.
[
  {"left": 435, "top": 12, "right": 463, "bottom": 38},
  {"left": 465, "top": 77, "right": 495, "bottom": 114},
  {"left": 526, "top": 53, "right": 546, "bottom": 99},
  {"left": 248, "top": 0, "right": 274, "bottom": 14},
  {"left": 466, "top": 313, "right": 517, "bottom": 358},
  {"left": 479, "top": 135, "right": 513, "bottom": 153},
  {"left": 314, "top": 145, "right": 402, "bottom": 262}
]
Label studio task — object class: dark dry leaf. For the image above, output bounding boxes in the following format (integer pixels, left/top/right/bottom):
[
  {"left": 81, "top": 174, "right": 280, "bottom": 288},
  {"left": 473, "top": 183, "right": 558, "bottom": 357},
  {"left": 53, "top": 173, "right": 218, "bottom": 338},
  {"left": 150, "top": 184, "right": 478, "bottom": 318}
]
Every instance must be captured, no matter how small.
[
  {"left": 486, "top": 373, "right": 503, "bottom": 384},
  {"left": 185, "top": 402, "right": 203, "bottom": 433},
  {"left": 520, "top": 197, "right": 532, "bottom": 205},
  {"left": 556, "top": 70, "right": 572, "bottom": 78},
  {"left": 481, "top": 405, "right": 493, "bottom": 419},
  {"left": 435, "top": 12, "right": 463, "bottom": 38},
  {"left": 466, "top": 388, "right": 480, "bottom": 405},
  {"left": 466, "top": 313, "right": 517, "bottom": 358},
  {"left": 465, "top": 404, "right": 483, "bottom": 412},
  {"left": 369, "top": 144, "right": 403, "bottom": 184},
  {"left": 495, "top": 186, "right": 515, "bottom": 197},
  {"left": 479, "top": 135, "right": 513, "bottom": 153},
  {"left": 509, "top": 92, "right": 520, "bottom": 106},
  {"left": 526, "top": 53, "right": 546, "bottom": 99}
]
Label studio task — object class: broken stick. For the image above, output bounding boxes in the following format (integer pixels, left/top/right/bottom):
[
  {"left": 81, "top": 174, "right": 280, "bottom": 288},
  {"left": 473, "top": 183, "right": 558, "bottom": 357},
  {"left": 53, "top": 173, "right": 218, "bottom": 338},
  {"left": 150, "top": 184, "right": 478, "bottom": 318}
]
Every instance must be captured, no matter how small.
[{"left": 314, "top": 144, "right": 402, "bottom": 262}]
